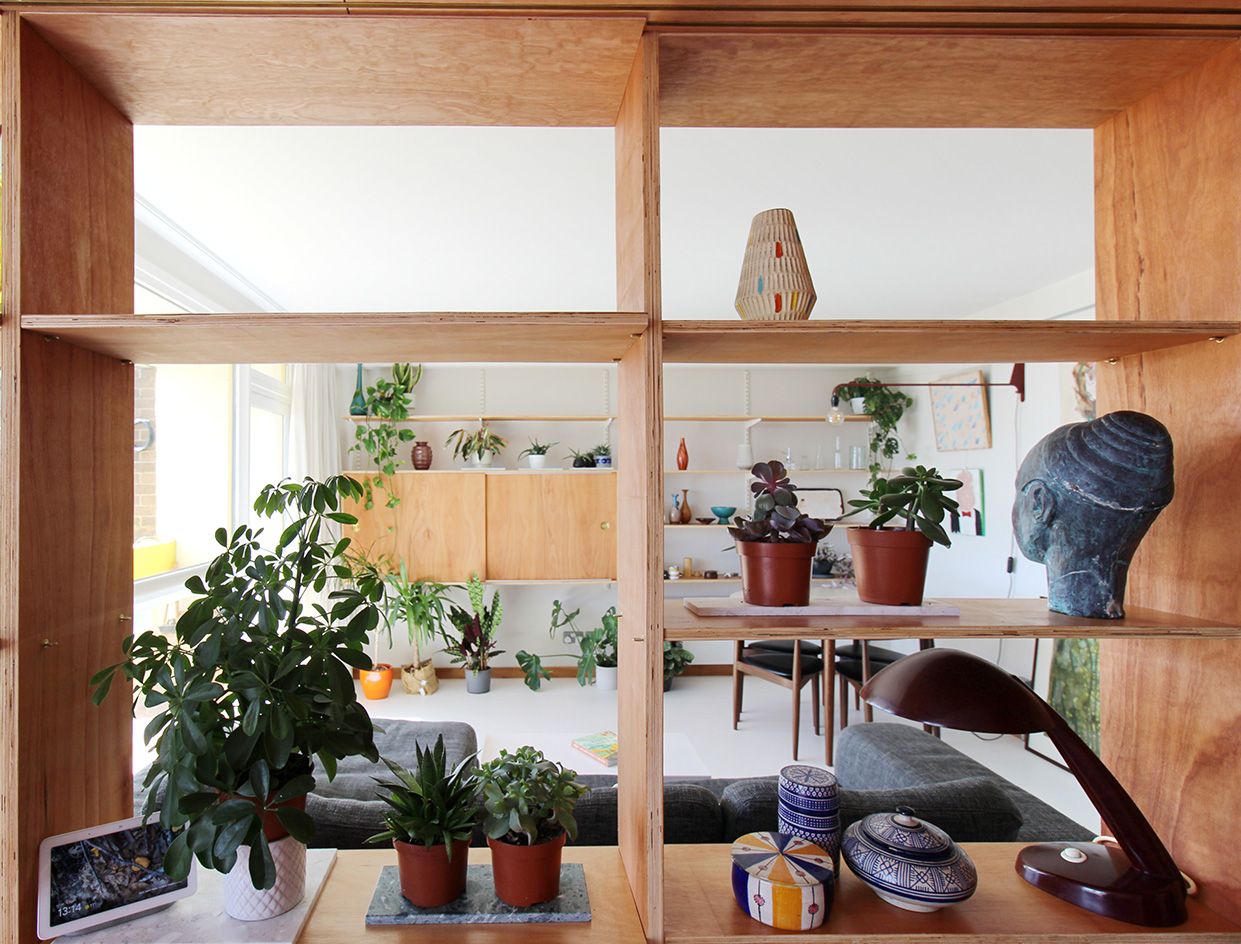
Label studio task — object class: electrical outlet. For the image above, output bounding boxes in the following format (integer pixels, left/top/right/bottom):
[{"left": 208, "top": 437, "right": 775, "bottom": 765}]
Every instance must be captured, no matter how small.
[{"left": 562, "top": 630, "right": 585, "bottom": 645}]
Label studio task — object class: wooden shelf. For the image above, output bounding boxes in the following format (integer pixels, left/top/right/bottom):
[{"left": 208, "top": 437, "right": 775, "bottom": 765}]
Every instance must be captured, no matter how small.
[
  {"left": 664, "top": 843, "right": 1241, "bottom": 942},
  {"left": 486, "top": 578, "right": 615, "bottom": 586},
  {"left": 663, "top": 597, "right": 1241, "bottom": 641},
  {"left": 301, "top": 847, "right": 644, "bottom": 943},
  {"left": 666, "top": 414, "right": 870, "bottom": 422},
  {"left": 665, "top": 468, "right": 867, "bottom": 475},
  {"left": 22, "top": 312, "right": 648, "bottom": 364},
  {"left": 660, "top": 320, "right": 1239, "bottom": 365},
  {"left": 347, "top": 414, "right": 615, "bottom": 423},
  {"left": 666, "top": 523, "right": 731, "bottom": 529}
]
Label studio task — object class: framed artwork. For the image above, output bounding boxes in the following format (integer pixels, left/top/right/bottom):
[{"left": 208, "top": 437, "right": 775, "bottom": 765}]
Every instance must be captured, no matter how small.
[
  {"left": 944, "top": 468, "right": 984, "bottom": 536},
  {"left": 930, "top": 369, "right": 992, "bottom": 451},
  {"left": 1025, "top": 637, "right": 1101, "bottom": 770}
]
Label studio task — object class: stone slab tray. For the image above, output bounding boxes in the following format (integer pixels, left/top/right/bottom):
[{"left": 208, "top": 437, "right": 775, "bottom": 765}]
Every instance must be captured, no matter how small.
[
  {"left": 684, "top": 596, "right": 961, "bottom": 617},
  {"left": 365, "top": 863, "right": 591, "bottom": 925}
]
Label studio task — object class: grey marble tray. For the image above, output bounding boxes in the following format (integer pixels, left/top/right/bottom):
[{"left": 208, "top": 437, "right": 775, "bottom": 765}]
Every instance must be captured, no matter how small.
[{"left": 365, "top": 863, "right": 591, "bottom": 925}]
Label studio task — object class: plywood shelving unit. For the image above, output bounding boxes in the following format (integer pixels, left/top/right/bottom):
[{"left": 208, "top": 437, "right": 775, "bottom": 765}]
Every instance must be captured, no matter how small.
[{"left": 5, "top": 6, "right": 1241, "bottom": 944}]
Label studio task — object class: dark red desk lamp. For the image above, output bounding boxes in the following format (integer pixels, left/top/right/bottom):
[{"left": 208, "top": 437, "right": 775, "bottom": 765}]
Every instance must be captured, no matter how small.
[{"left": 861, "top": 648, "right": 1187, "bottom": 927}]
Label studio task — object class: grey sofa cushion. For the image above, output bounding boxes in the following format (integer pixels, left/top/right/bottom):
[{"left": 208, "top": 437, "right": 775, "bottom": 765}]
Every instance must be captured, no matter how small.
[
  {"left": 836, "top": 723, "right": 1094, "bottom": 842},
  {"left": 720, "top": 775, "right": 1023, "bottom": 844},
  {"left": 312, "top": 719, "right": 478, "bottom": 800},
  {"left": 567, "top": 782, "right": 722, "bottom": 846}
]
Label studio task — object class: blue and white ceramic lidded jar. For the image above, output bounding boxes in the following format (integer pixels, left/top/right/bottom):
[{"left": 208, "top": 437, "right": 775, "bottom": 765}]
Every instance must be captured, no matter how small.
[
  {"left": 842, "top": 806, "right": 978, "bottom": 912},
  {"left": 778, "top": 765, "right": 841, "bottom": 866}
]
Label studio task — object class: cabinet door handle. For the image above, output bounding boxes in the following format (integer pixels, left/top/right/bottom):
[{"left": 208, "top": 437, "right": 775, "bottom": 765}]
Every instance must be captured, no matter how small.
[{"left": 600, "top": 521, "right": 611, "bottom": 531}]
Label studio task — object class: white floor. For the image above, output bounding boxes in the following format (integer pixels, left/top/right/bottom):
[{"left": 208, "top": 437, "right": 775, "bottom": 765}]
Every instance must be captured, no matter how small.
[{"left": 347, "top": 673, "right": 1099, "bottom": 830}]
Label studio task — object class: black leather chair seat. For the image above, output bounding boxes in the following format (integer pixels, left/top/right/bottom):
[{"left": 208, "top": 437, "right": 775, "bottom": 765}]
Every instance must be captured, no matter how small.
[
  {"left": 740, "top": 651, "right": 825, "bottom": 679},
  {"left": 748, "top": 639, "right": 823, "bottom": 656}
]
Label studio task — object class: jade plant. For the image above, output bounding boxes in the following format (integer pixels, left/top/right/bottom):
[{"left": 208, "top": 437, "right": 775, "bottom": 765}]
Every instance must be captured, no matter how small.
[
  {"left": 837, "top": 375, "right": 915, "bottom": 479},
  {"left": 91, "top": 475, "right": 385, "bottom": 889},
  {"left": 349, "top": 365, "right": 417, "bottom": 509},
  {"left": 845, "top": 465, "right": 964, "bottom": 547},
  {"left": 368, "top": 735, "right": 478, "bottom": 855},
  {"left": 446, "top": 426, "right": 507, "bottom": 464},
  {"left": 476, "top": 746, "right": 589, "bottom": 846},
  {"left": 728, "top": 460, "right": 831, "bottom": 544},
  {"left": 443, "top": 575, "right": 504, "bottom": 673},
  {"left": 516, "top": 604, "right": 618, "bottom": 691}
]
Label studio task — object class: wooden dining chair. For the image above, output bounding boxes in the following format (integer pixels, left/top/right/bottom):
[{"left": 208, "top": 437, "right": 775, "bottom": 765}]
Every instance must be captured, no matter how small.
[
  {"left": 732, "top": 639, "right": 824, "bottom": 760},
  {"left": 834, "top": 639, "right": 940, "bottom": 737}
]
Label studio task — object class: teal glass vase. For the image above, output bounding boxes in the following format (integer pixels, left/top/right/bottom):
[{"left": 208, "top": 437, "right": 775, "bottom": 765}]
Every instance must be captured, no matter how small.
[{"left": 349, "top": 363, "right": 367, "bottom": 416}]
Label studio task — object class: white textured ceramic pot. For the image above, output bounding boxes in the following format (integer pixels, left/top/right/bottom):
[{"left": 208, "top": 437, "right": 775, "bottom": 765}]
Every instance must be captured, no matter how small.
[
  {"left": 224, "top": 835, "right": 307, "bottom": 921},
  {"left": 527, "top": 454, "right": 547, "bottom": 470},
  {"left": 595, "top": 665, "right": 618, "bottom": 691},
  {"left": 472, "top": 453, "right": 494, "bottom": 468},
  {"left": 849, "top": 397, "right": 867, "bottom": 415}
]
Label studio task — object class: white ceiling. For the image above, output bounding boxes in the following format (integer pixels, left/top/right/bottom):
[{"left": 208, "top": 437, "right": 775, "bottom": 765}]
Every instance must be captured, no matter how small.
[{"left": 134, "top": 126, "right": 1093, "bottom": 318}]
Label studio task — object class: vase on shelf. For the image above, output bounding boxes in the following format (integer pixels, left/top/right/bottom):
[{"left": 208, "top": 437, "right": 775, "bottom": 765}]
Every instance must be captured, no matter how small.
[
  {"left": 669, "top": 492, "right": 682, "bottom": 524},
  {"left": 734, "top": 208, "right": 817, "bottom": 321},
  {"left": 411, "top": 441, "right": 433, "bottom": 470},
  {"left": 349, "top": 363, "right": 367, "bottom": 416},
  {"left": 736, "top": 442, "right": 754, "bottom": 470},
  {"left": 676, "top": 438, "right": 689, "bottom": 471},
  {"left": 679, "top": 489, "right": 693, "bottom": 524}
]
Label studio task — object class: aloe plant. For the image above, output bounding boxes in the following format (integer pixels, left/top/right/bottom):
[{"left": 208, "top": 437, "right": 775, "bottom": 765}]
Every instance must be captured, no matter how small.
[
  {"left": 368, "top": 736, "right": 477, "bottom": 855},
  {"left": 728, "top": 460, "right": 831, "bottom": 544},
  {"left": 517, "top": 438, "right": 557, "bottom": 458},
  {"left": 844, "top": 465, "right": 964, "bottom": 547}
]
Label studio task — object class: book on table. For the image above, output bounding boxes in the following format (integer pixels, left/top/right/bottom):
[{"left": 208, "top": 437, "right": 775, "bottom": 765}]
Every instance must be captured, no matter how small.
[{"left": 571, "top": 731, "right": 619, "bottom": 767}]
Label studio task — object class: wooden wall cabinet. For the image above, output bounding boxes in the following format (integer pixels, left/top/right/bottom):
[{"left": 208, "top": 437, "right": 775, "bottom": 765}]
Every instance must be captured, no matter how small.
[{"left": 486, "top": 472, "right": 617, "bottom": 580}]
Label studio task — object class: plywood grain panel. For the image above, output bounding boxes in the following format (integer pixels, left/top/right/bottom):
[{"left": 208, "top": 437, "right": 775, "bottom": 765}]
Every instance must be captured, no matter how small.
[
  {"left": 1095, "top": 39, "right": 1241, "bottom": 926},
  {"left": 616, "top": 31, "right": 664, "bottom": 944},
  {"left": 661, "top": 319, "right": 1237, "bottom": 364},
  {"left": 25, "top": 13, "right": 645, "bottom": 125},
  {"left": 344, "top": 472, "right": 486, "bottom": 582},
  {"left": 23, "top": 312, "right": 649, "bottom": 364},
  {"left": 664, "top": 843, "right": 1241, "bottom": 942},
  {"left": 19, "top": 19, "right": 132, "bottom": 314},
  {"left": 485, "top": 472, "right": 616, "bottom": 580},
  {"left": 659, "top": 33, "right": 1233, "bottom": 128}
]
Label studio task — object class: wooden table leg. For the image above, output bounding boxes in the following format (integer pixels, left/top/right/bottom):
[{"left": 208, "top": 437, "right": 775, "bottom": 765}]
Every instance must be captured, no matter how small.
[{"left": 824, "top": 638, "right": 835, "bottom": 765}]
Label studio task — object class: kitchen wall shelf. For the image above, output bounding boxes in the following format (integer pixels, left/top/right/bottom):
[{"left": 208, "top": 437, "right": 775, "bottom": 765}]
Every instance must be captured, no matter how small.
[
  {"left": 346, "top": 414, "right": 616, "bottom": 423},
  {"left": 665, "top": 414, "right": 871, "bottom": 423}
]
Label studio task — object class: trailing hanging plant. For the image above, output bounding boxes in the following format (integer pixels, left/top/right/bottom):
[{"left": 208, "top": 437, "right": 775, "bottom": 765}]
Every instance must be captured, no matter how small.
[
  {"left": 367, "top": 735, "right": 478, "bottom": 854},
  {"left": 844, "top": 465, "right": 964, "bottom": 547},
  {"left": 91, "top": 475, "right": 385, "bottom": 890},
  {"left": 443, "top": 574, "right": 504, "bottom": 672},
  {"left": 728, "top": 460, "right": 831, "bottom": 544},
  {"left": 837, "top": 375, "right": 915, "bottom": 480},
  {"left": 349, "top": 366, "right": 416, "bottom": 510}
]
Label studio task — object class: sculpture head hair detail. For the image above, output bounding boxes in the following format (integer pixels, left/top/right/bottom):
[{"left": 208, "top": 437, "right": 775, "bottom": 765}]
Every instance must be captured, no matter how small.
[{"left": 1013, "top": 411, "right": 1173, "bottom": 619}]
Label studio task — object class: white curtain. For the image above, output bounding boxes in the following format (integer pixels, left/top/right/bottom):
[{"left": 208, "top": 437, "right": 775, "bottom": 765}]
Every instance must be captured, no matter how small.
[{"left": 288, "top": 364, "right": 342, "bottom": 484}]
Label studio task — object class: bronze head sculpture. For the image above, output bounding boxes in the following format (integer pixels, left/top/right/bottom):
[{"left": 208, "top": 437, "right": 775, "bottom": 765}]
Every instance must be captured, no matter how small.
[{"left": 1013, "top": 411, "right": 1173, "bottom": 619}]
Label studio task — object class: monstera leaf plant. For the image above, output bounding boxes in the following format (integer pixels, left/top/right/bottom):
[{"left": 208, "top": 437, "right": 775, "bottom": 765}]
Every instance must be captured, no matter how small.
[{"left": 92, "top": 475, "right": 386, "bottom": 890}]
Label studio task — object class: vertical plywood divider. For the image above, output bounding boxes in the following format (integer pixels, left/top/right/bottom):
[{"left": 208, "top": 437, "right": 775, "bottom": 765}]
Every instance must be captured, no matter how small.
[
  {"left": 1095, "top": 39, "right": 1241, "bottom": 924},
  {"left": 1, "top": 17, "right": 135, "bottom": 944},
  {"left": 615, "top": 30, "right": 664, "bottom": 944}
]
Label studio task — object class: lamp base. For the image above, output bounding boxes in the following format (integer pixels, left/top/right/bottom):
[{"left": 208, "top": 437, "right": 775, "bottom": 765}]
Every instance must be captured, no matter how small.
[{"left": 1017, "top": 842, "right": 1187, "bottom": 927}]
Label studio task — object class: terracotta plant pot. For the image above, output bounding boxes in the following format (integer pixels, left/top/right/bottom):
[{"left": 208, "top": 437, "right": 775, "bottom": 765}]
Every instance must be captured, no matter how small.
[
  {"left": 360, "top": 663, "right": 394, "bottom": 700},
  {"left": 395, "top": 838, "right": 470, "bottom": 907},
  {"left": 736, "top": 541, "right": 816, "bottom": 606},
  {"left": 488, "top": 832, "right": 567, "bottom": 906},
  {"left": 401, "top": 660, "right": 438, "bottom": 696},
  {"left": 848, "top": 527, "right": 932, "bottom": 605}
]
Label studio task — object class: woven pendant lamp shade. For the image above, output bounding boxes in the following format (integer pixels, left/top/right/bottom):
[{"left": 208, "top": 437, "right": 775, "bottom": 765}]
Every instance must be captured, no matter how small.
[{"left": 735, "top": 208, "right": 817, "bottom": 321}]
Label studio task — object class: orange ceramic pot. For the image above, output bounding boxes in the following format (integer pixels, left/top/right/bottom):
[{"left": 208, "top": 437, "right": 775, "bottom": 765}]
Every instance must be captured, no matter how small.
[{"left": 360, "top": 664, "right": 395, "bottom": 700}]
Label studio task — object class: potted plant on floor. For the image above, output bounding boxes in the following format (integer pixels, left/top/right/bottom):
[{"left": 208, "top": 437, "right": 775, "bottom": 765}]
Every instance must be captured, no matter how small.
[
  {"left": 585, "top": 609, "right": 619, "bottom": 690},
  {"left": 728, "top": 460, "right": 831, "bottom": 606},
  {"left": 476, "top": 746, "right": 589, "bottom": 906},
  {"left": 517, "top": 438, "right": 557, "bottom": 470},
  {"left": 591, "top": 442, "right": 613, "bottom": 469},
  {"left": 444, "top": 574, "right": 503, "bottom": 693},
  {"left": 844, "top": 465, "right": 964, "bottom": 605},
  {"left": 515, "top": 604, "right": 618, "bottom": 691},
  {"left": 446, "top": 426, "right": 507, "bottom": 468},
  {"left": 369, "top": 735, "right": 478, "bottom": 907},
  {"left": 663, "top": 641, "right": 694, "bottom": 692},
  {"left": 387, "top": 565, "right": 456, "bottom": 696},
  {"left": 91, "top": 475, "right": 385, "bottom": 921}
]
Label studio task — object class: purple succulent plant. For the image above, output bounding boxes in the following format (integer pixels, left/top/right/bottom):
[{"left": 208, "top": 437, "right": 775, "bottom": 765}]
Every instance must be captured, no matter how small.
[{"left": 727, "top": 460, "right": 832, "bottom": 545}]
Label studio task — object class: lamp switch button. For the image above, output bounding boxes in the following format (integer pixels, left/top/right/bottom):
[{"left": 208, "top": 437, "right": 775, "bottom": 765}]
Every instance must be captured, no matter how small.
[{"left": 1060, "top": 847, "right": 1088, "bottom": 864}]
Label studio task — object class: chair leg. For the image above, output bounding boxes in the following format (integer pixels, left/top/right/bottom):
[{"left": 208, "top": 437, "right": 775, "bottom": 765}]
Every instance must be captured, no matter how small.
[
  {"left": 824, "top": 640, "right": 835, "bottom": 765},
  {"left": 862, "top": 641, "right": 875, "bottom": 723},
  {"left": 791, "top": 641, "right": 802, "bottom": 760},
  {"left": 811, "top": 675, "right": 821, "bottom": 735},
  {"left": 839, "top": 674, "right": 850, "bottom": 732},
  {"left": 732, "top": 669, "right": 744, "bottom": 730}
]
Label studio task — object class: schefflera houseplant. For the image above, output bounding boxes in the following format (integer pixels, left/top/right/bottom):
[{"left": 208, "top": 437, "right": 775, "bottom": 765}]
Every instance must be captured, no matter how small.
[
  {"left": 845, "top": 465, "right": 963, "bottom": 605},
  {"left": 477, "top": 746, "right": 588, "bottom": 906},
  {"left": 92, "top": 475, "right": 385, "bottom": 921},
  {"left": 729, "top": 460, "right": 831, "bottom": 606},
  {"left": 369, "top": 735, "right": 478, "bottom": 907}
]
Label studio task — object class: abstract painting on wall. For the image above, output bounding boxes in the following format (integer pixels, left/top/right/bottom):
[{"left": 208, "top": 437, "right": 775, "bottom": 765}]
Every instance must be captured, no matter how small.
[
  {"left": 1025, "top": 637, "right": 1101, "bottom": 769},
  {"left": 945, "top": 468, "right": 984, "bottom": 536},
  {"left": 930, "top": 369, "right": 992, "bottom": 451}
]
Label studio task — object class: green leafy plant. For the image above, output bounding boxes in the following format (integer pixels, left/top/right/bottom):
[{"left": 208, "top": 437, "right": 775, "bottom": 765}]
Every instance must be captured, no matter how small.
[
  {"left": 446, "top": 426, "right": 507, "bottom": 463},
  {"left": 391, "top": 362, "right": 423, "bottom": 396},
  {"left": 664, "top": 641, "right": 694, "bottom": 681},
  {"left": 349, "top": 366, "right": 416, "bottom": 509},
  {"left": 517, "top": 438, "right": 557, "bottom": 459},
  {"left": 838, "top": 375, "right": 915, "bottom": 479},
  {"left": 567, "top": 447, "right": 597, "bottom": 469},
  {"left": 844, "top": 465, "right": 964, "bottom": 547},
  {"left": 384, "top": 563, "right": 456, "bottom": 669},
  {"left": 516, "top": 604, "right": 617, "bottom": 691},
  {"left": 443, "top": 574, "right": 504, "bottom": 672},
  {"left": 91, "top": 475, "right": 385, "bottom": 890},
  {"left": 728, "top": 460, "right": 831, "bottom": 544},
  {"left": 590, "top": 442, "right": 611, "bottom": 459},
  {"left": 367, "top": 736, "right": 478, "bottom": 856},
  {"left": 476, "top": 746, "right": 589, "bottom": 845}
]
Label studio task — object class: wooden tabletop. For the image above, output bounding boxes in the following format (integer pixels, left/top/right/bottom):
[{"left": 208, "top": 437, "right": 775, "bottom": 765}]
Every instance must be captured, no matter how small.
[
  {"left": 298, "top": 847, "right": 646, "bottom": 944},
  {"left": 664, "top": 843, "right": 1241, "bottom": 942}
]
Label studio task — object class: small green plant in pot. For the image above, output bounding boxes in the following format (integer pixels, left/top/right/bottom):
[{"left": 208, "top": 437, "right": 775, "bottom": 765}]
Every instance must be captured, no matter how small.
[
  {"left": 476, "top": 746, "right": 588, "bottom": 906},
  {"left": 663, "top": 641, "right": 694, "bottom": 692},
  {"left": 591, "top": 442, "right": 613, "bottom": 469},
  {"left": 567, "top": 447, "right": 597, "bottom": 469},
  {"left": 728, "top": 460, "right": 832, "bottom": 606},
  {"left": 446, "top": 426, "right": 507, "bottom": 468},
  {"left": 843, "top": 465, "right": 963, "bottom": 605},
  {"left": 515, "top": 604, "right": 618, "bottom": 691},
  {"left": 368, "top": 736, "right": 478, "bottom": 907},
  {"left": 517, "top": 438, "right": 557, "bottom": 470},
  {"left": 836, "top": 376, "right": 915, "bottom": 481},
  {"left": 444, "top": 575, "right": 503, "bottom": 693},
  {"left": 386, "top": 564, "right": 456, "bottom": 696}
]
